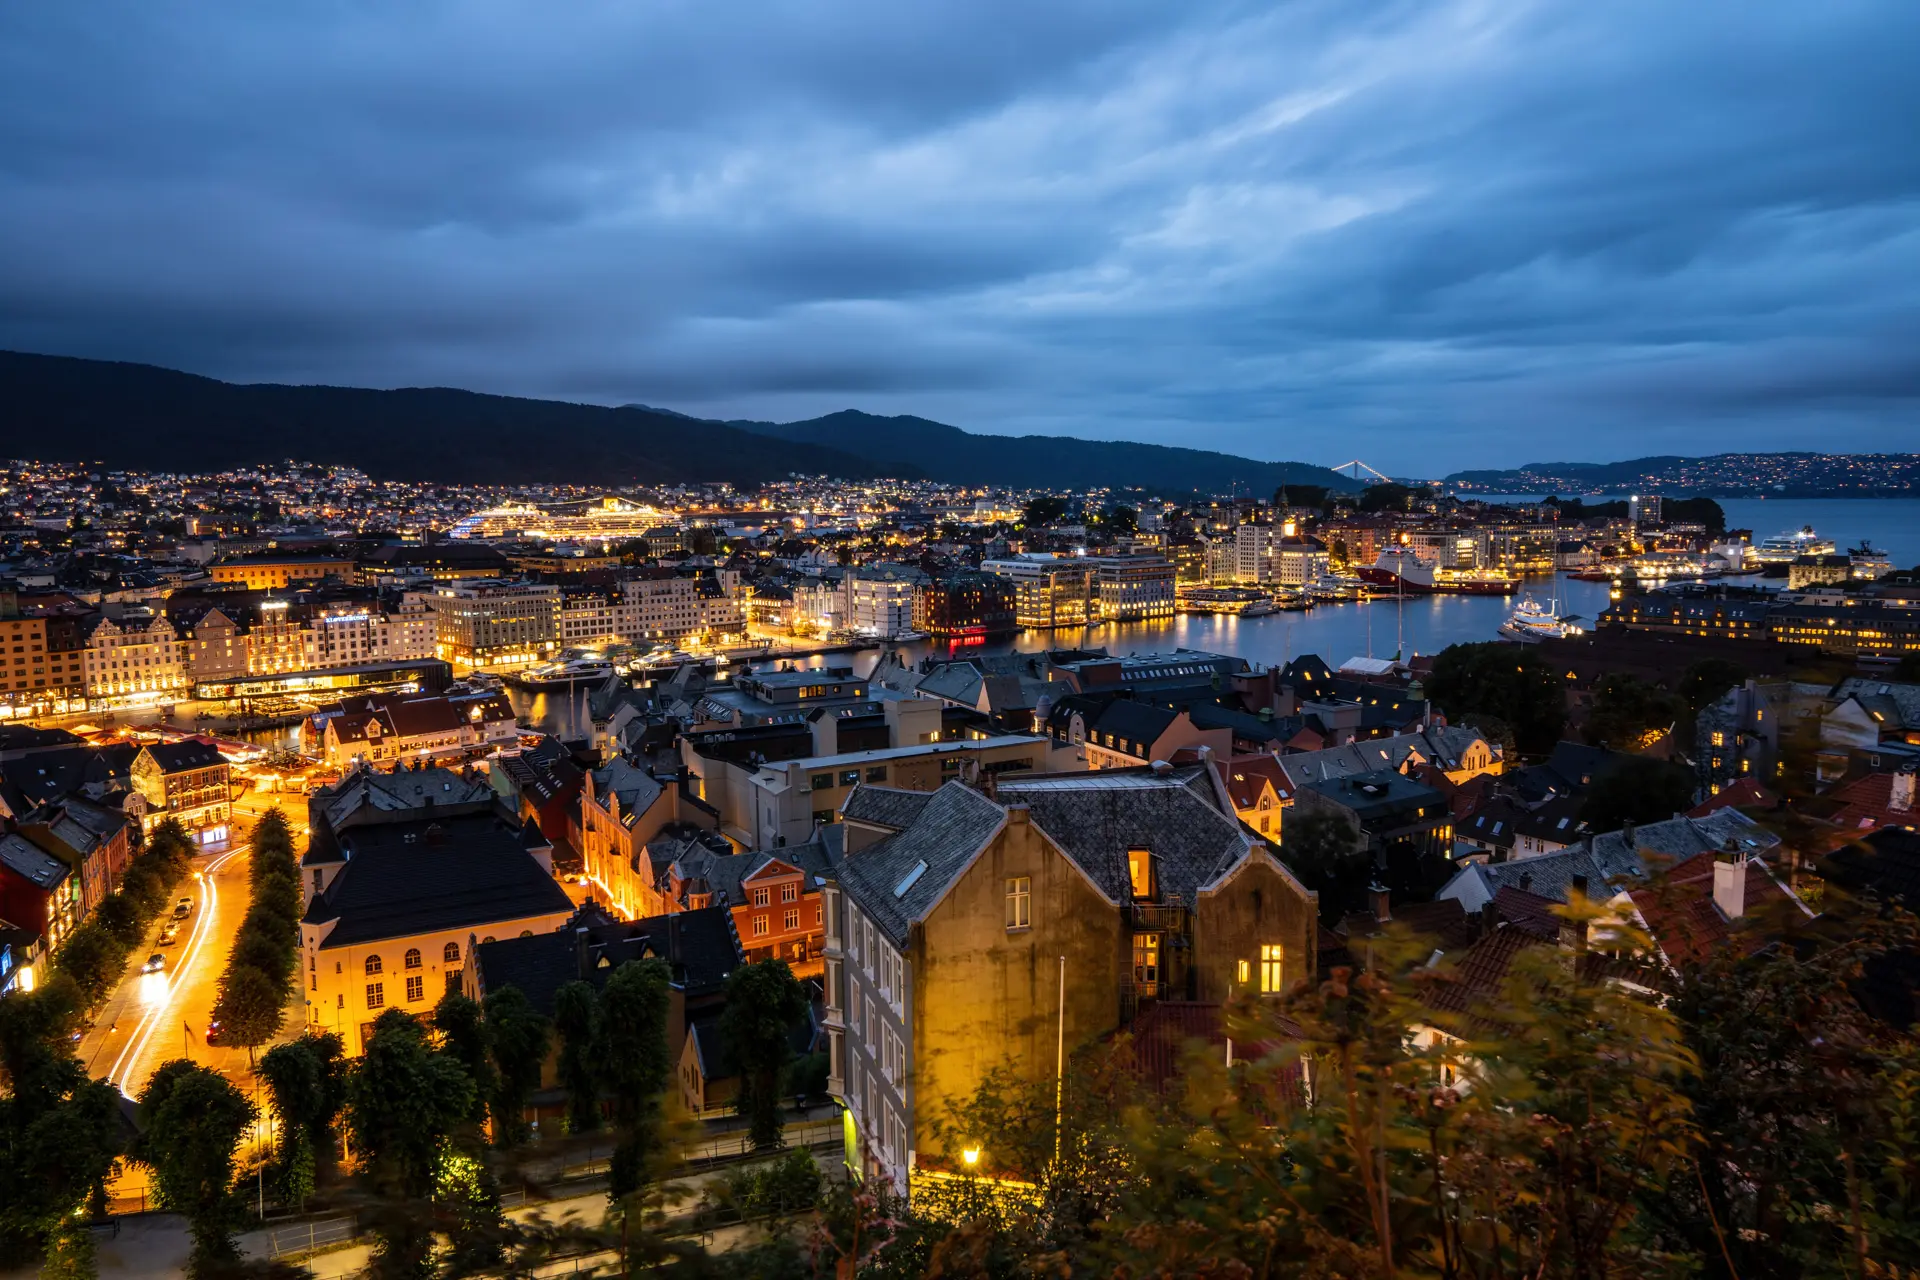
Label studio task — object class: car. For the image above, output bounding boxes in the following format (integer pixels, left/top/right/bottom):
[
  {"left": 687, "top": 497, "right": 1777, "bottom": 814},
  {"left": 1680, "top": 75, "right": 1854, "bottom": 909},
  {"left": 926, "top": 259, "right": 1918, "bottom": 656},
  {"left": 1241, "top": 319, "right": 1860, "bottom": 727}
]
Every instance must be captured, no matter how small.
[
  {"left": 204, "top": 1020, "right": 223, "bottom": 1046},
  {"left": 142, "top": 953, "right": 165, "bottom": 974},
  {"left": 157, "top": 922, "right": 181, "bottom": 945},
  {"left": 172, "top": 897, "right": 193, "bottom": 919}
]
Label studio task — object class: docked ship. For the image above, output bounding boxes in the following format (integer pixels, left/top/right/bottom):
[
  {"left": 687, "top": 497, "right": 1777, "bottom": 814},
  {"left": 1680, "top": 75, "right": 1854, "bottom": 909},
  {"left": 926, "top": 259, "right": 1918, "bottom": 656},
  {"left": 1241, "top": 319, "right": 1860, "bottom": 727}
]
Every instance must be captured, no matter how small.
[
  {"left": 1753, "top": 526, "right": 1836, "bottom": 563},
  {"left": 1356, "top": 549, "right": 1518, "bottom": 596},
  {"left": 1179, "top": 586, "right": 1277, "bottom": 616},
  {"left": 1498, "top": 595, "right": 1585, "bottom": 643},
  {"left": 500, "top": 656, "right": 619, "bottom": 694}
]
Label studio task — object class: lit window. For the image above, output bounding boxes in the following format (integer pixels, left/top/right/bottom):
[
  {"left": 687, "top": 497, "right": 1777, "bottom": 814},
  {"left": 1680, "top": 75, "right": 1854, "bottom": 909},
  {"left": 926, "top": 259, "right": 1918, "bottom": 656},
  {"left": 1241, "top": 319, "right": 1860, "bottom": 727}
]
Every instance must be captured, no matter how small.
[
  {"left": 1260, "top": 944, "right": 1284, "bottom": 994},
  {"left": 1237, "top": 959, "right": 1251, "bottom": 985}
]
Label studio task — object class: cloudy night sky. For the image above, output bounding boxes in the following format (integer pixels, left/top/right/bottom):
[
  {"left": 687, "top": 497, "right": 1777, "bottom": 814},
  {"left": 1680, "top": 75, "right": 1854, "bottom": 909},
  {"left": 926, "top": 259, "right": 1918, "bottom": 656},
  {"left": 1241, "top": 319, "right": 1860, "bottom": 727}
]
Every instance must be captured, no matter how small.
[{"left": 1, "top": 2, "right": 1915, "bottom": 474}]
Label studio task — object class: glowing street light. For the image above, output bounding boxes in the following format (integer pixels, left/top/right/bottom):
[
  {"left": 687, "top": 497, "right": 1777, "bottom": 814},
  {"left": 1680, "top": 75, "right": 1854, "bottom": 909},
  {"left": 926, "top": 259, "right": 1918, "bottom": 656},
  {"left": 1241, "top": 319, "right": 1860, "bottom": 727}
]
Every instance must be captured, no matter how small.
[{"left": 962, "top": 1146, "right": 981, "bottom": 1168}]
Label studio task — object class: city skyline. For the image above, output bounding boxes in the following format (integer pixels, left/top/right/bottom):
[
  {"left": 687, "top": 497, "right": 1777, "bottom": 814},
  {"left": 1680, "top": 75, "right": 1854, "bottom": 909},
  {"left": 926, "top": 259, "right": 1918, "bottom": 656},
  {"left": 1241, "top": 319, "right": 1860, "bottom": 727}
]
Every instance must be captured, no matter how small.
[{"left": 2, "top": 3, "right": 1916, "bottom": 473}]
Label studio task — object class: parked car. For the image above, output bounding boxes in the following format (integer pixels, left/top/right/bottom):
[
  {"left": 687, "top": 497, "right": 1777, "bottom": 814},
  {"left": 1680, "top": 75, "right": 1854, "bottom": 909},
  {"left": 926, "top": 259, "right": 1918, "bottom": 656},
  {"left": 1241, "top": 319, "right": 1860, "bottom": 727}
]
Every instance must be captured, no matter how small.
[
  {"left": 172, "top": 897, "right": 193, "bottom": 919},
  {"left": 142, "top": 953, "right": 165, "bottom": 974}
]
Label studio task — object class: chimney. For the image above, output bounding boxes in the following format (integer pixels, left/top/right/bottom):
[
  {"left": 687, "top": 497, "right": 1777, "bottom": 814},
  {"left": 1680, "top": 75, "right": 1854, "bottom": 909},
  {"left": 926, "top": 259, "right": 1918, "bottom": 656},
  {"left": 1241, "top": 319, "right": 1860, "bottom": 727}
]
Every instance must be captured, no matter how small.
[
  {"left": 1893, "top": 766, "right": 1916, "bottom": 814},
  {"left": 1620, "top": 819, "right": 1636, "bottom": 850},
  {"left": 1369, "top": 879, "right": 1391, "bottom": 924},
  {"left": 1569, "top": 873, "right": 1589, "bottom": 902},
  {"left": 1713, "top": 847, "right": 1747, "bottom": 920}
]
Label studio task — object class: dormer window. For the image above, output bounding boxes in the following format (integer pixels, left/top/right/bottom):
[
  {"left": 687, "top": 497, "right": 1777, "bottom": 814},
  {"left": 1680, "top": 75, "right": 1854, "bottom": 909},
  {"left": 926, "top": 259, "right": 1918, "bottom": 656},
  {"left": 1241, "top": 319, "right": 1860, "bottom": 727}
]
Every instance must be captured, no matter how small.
[{"left": 1127, "top": 848, "right": 1154, "bottom": 901}]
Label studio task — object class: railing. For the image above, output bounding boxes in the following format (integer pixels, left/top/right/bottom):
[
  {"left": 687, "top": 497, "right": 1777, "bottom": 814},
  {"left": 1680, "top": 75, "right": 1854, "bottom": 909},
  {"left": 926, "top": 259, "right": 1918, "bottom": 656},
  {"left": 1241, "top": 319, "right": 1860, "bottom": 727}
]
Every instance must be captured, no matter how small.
[{"left": 1128, "top": 901, "right": 1191, "bottom": 934}]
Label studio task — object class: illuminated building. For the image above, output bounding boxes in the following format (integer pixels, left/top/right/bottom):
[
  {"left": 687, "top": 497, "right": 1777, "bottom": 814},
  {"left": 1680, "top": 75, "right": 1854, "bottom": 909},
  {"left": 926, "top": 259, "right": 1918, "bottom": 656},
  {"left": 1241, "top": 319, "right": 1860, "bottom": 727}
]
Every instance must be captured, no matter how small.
[
  {"left": 209, "top": 554, "right": 356, "bottom": 591},
  {"left": 821, "top": 766, "right": 1316, "bottom": 1192},
  {"left": 422, "top": 579, "right": 561, "bottom": 666},
  {"left": 131, "top": 739, "right": 232, "bottom": 845},
  {"left": 915, "top": 572, "right": 1016, "bottom": 640},
  {"left": 979, "top": 555, "right": 1094, "bottom": 629},
  {"left": 82, "top": 610, "right": 190, "bottom": 703}
]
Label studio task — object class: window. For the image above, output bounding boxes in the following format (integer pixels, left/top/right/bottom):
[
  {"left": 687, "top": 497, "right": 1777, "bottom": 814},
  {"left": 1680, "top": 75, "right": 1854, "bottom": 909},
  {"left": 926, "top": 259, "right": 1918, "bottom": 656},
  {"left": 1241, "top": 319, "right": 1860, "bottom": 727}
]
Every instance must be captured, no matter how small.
[
  {"left": 366, "top": 982, "right": 385, "bottom": 1009},
  {"left": 753, "top": 915, "right": 769, "bottom": 937},
  {"left": 810, "top": 773, "right": 835, "bottom": 792},
  {"left": 445, "top": 971, "right": 462, "bottom": 994},
  {"left": 1236, "top": 958, "right": 1251, "bottom": 985},
  {"left": 1133, "top": 933, "right": 1160, "bottom": 991},
  {"left": 404, "top": 948, "right": 422, "bottom": 970},
  {"left": 1260, "top": 944, "right": 1284, "bottom": 994},
  {"left": 406, "top": 975, "right": 424, "bottom": 1002},
  {"left": 444, "top": 941, "right": 460, "bottom": 963},
  {"left": 364, "top": 954, "right": 383, "bottom": 975},
  {"left": 753, "top": 887, "right": 770, "bottom": 908},
  {"left": 1005, "top": 876, "right": 1031, "bottom": 930},
  {"left": 781, "top": 884, "right": 797, "bottom": 903},
  {"left": 841, "top": 770, "right": 860, "bottom": 786},
  {"left": 784, "top": 909, "right": 800, "bottom": 931},
  {"left": 1127, "top": 848, "right": 1153, "bottom": 900},
  {"left": 866, "top": 766, "right": 887, "bottom": 782}
]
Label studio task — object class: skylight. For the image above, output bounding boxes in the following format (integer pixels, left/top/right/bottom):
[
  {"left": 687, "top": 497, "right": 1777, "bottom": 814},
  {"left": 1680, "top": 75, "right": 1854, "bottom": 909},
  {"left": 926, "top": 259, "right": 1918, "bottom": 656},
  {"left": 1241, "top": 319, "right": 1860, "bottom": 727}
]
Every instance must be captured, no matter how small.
[{"left": 893, "top": 860, "right": 928, "bottom": 898}]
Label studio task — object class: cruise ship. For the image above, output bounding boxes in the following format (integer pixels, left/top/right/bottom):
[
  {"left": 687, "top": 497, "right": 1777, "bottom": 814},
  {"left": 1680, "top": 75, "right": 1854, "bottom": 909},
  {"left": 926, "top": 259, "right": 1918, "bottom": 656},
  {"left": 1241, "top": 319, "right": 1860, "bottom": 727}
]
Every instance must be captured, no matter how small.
[
  {"left": 1355, "top": 549, "right": 1518, "bottom": 596},
  {"left": 1753, "top": 526, "right": 1836, "bottom": 563}
]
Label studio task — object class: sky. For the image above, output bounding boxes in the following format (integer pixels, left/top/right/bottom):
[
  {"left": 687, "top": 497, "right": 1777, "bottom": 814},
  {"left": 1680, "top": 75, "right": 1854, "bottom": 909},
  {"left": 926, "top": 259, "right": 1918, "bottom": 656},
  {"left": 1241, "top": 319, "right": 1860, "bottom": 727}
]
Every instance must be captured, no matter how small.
[{"left": 1, "top": 1, "right": 1916, "bottom": 475}]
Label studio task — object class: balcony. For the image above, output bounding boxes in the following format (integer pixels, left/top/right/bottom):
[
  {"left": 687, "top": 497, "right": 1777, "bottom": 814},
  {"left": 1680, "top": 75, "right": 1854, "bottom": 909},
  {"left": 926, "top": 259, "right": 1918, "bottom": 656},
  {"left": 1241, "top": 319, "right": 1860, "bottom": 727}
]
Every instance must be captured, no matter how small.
[{"left": 1127, "top": 899, "right": 1191, "bottom": 935}]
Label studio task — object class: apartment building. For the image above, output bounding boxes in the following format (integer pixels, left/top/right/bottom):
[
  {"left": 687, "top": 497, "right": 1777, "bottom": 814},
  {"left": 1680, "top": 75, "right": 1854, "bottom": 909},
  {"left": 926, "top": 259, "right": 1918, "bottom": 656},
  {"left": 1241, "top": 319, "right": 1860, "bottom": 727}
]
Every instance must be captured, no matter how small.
[
  {"left": 822, "top": 766, "right": 1316, "bottom": 1192},
  {"left": 846, "top": 566, "right": 925, "bottom": 640},
  {"left": 209, "top": 555, "right": 357, "bottom": 591},
  {"left": 621, "top": 572, "right": 746, "bottom": 644},
  {"left": 131, "top": 739, "right": 232, "bottom": 843}
]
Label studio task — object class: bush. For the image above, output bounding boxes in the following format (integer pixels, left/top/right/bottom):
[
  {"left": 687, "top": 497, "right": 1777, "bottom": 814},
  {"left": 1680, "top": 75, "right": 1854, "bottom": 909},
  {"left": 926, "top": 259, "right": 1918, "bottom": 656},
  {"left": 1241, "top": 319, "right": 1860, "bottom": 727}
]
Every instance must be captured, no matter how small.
[{"left": 716, "top": 1149, "right": 822, "bottom": 1219}]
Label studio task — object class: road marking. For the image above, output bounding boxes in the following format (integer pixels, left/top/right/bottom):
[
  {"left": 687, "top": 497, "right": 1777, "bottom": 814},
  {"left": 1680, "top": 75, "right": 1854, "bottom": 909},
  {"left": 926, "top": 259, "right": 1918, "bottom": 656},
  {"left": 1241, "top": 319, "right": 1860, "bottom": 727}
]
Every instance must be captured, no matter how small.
[{"left": 106, "top": 841, "right": 247, "bottom": 1094}]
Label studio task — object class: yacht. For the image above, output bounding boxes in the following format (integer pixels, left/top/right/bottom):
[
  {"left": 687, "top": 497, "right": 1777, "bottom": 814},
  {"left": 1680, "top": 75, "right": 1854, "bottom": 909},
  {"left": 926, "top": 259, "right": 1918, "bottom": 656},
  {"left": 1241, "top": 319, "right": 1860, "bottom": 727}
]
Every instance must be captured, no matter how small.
[
  {"left": 1754, "top": 526, "right": 1836, "bottom": 563},
  {"left": 1498, "top": 594, "right": 1585, "bottom": 644},
  {"left": 1357, "top": 549, "right": 1517, "bottom": 596}
]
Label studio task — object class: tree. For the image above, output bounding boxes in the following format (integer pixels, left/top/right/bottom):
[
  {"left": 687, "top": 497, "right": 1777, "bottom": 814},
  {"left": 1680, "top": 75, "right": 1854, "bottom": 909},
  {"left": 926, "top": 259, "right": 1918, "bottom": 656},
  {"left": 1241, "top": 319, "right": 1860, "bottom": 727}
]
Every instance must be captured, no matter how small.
[
  {"left": 1579, "top": 754, "right": 1697, "bottom": 831},
  {"left": 1358, "top": 482, "right": 1431, "bottom": 514},
  {"left": 1099, "top": 503, "right": 1138, "bottom": 537},
  {"left": 594, "top": 959, "right": 673, "bottom": 1200},
  {"left": 258, "top": 1032, "right": 348, "bottom": 1202},
  {"left": 432, "top": 990, "right": 495, "bottom": 1128},
  {"left": 1021, "top": 496, "right": 1069, "bottom": 528},
  {"left": 1586, "top": 671, "right": 1681, "bottom": 751},
  {"left": 1278, "top": 809, "right": 1372, "bottom": 925},
  {"left": 721, "top": 960, "right": 810, "bottom": 1150},
  {"left": 552, "top": 981, "right": 601, "bottom": 1135},
  {"left": 483, "top": 986, "right": 550, "bottom": 1149},
  {"left": 210, "top": 962, "right": 286, "bottom": 1050},
  {"left": 345, "top": 1011, "right": 477, "bottom": 1279},
  {"left": 1427, "top": 641, "right": 1567, "bottom": 754},
  {"left": 136, "top": 1060, "right": 257, "bottom": 1277}
]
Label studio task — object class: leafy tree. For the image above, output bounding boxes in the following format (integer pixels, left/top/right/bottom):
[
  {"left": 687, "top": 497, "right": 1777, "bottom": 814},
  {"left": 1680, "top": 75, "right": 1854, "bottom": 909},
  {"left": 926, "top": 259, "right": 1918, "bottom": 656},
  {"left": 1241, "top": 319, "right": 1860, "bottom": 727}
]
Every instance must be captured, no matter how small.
[
  {"left": 594, "top": 958, "right": 673, "bottom": 1200},
  {"left": 345, "top": 1010, "right": 477, "bottom": 1279},
  {"left": 0, "top": 989, "right": 122, "bottom": 1267},
  {"left": 482, "top": 985, "right": 550, "bottom": 1149},
  {"left": 552, "top": 981, "right": 601, "bottom": 1134},
  {"left": 1098, "top": 504, "right": 1138, "bottom": 537},
  {"left": 1427, "top": 641, "right": 1567, "bottom": 754},
  {"left": 1021, "top": 496, "right": 1069, "bottom": 528},
  {"left": 1586, "top": 671, "right": 1682, "bottom": 750},
  {"left": 258, "top": 1032, "right": 348, "bottom": 1202},
  {"left": 1679, "top": 657, "right": 1749, "bottom": 716},
  {"left": 721, "top": 960, "right": 809, "bottom": 1150},
  {"left": 1579, "top": 754, "right": 1697, "bottom": 831},
  {"left": 1279, "top": 809, "right": 1373, "bottom": 925},
  {"left": 51, "top": 923, "right": 123, "bottom": 1011},
  {"left": 210, "top": 960, "right": 285, "bottom": 1050},
  {"left": 1358, "top": 482, "right": 1431, "bottom": 514},
  {"left": 135, "top": 1060, "right": 257, "bottom": 1277},
  {"left": 432, "top": 989, "right": 495, "bottom": 1128}
]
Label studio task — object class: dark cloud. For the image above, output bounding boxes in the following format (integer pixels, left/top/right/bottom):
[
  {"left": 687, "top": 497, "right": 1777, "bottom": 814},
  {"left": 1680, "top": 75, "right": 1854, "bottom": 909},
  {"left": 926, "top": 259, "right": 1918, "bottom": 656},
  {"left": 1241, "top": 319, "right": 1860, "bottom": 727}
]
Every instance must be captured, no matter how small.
[{"left": 0, "top": 0, "right": 1915, "bottom": 472}]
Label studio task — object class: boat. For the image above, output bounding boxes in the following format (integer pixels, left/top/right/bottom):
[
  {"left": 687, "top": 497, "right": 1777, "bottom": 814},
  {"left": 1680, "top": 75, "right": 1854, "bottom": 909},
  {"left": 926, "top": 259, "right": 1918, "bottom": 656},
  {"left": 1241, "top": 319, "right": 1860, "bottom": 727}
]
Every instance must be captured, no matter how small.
[
  {"left": 1498, "top": 595, "right": 1585, "bottom": 643},
  {"left": 1237, "top": 600, "right": 1277, "bottom": 618},
  {"left": 1355, "top": 550, "right": 1516, "bottom": 596},
  {"left": 1753, "top": 526, "right": 1836, "bottom": 563},
  {"left": 1178, "top": 587, "right": 1275, "bottom": 615},
  {"left": 501, "top": 657, "right": 618, "bottom": 693}
]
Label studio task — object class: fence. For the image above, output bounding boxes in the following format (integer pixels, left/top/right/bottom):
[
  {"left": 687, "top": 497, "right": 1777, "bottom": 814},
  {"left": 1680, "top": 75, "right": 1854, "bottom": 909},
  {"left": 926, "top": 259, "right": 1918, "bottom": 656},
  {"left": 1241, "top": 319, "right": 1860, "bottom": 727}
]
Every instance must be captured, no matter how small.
[{"left": 266, "top": 1215, "right": 357, "bottom": 1259}]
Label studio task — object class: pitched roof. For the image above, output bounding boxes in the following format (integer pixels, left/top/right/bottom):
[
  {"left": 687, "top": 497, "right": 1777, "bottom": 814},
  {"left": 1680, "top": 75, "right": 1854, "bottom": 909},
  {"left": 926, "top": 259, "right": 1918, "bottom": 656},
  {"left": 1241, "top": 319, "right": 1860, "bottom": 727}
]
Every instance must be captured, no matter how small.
[
  {"left": 0, "top": 832, "right": 69, "bottom": 890},
  {"left": 1687, "top": 777, "right": 1780, "bottom": 817},
  {"left": 833, "top": 781, "right": 1008, "bottom": 946},
  {"left": 305, "top": 814, "right": 574, "bottom": 948},
  {"left": 1626, "top": 852, "right": 1810, "bottom": 968},
  {"left": 590, "top": 757, "right": 664, "bottom": 821},
  {"left": 997, "top": 765, "right": 1253, "bottom": 903},
  {"left": 142, "top": 739, "right": 226, "bottom": 773},
  {"left": 838, "top": 785, "right": 934, "bottom": 832},
  {"left": 1216, "top": 755, "right": 1286, "bottom": 811}
]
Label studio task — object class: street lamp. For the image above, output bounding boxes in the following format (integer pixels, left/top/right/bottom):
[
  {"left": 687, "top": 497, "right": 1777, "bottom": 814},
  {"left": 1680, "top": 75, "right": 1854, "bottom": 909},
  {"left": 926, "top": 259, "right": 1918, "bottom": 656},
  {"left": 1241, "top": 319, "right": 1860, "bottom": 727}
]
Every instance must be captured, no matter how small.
[{"left": 962, "top": 1146, "right": 981, "bottom": 1168}]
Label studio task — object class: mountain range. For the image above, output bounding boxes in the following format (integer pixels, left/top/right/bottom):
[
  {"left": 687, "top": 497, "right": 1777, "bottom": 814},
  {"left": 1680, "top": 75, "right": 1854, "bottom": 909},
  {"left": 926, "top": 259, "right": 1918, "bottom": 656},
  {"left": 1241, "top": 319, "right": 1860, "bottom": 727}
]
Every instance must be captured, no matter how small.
[{"left": 0, "top": 350, "right": 1355, "bottom": 495}]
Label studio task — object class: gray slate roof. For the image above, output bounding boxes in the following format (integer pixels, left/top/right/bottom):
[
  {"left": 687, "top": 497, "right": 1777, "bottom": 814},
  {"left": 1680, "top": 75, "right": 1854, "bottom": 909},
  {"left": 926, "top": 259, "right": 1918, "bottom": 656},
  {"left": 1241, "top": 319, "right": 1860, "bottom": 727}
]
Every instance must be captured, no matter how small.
[
  {"left": 0, "top": 832, "right": 69, "bottom": 890},
  {"left": 591, "top": 757, "right": 664, "bottom": 821},
  {"left": 839, "top": 785, "right": 934, "bottom": 832},
  {"left": 998, "top": 766, "right": 1250, "bottom": 902},
  {"left": 834, "top": 781, "right": 1008, "bottom": 946}
]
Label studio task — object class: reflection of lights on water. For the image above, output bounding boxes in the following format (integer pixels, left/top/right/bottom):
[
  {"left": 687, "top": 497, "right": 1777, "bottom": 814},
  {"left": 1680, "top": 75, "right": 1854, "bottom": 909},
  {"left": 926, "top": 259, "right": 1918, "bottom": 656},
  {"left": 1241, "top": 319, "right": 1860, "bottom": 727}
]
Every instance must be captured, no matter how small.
[{"left": 138, "top": 972, "right": 170, "bottom": 1007}]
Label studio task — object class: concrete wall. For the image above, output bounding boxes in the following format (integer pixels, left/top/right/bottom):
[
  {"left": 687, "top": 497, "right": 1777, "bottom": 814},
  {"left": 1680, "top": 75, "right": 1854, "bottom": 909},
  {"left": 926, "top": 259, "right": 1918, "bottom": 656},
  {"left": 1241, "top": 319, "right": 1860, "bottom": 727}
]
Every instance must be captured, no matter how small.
[{"left": 910, "top": 812, "right": 1122, "bottom": 1163}]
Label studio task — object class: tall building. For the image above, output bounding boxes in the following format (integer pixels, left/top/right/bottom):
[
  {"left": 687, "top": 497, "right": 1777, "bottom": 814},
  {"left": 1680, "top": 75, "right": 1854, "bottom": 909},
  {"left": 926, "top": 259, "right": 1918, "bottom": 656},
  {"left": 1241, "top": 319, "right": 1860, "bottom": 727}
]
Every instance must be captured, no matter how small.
[
  {"left": 915, "top": 572, "right": 1017, "bottom": 639},
  {"left": 1092, "top": 554, "right": 1177, "bottom": 621},
  {"left": 82, "top": 611, "right": 190, "bottom": 703},
  {"left": 846, "top": 565, "right": 925, "bottom": 640},
  {"left": 980, "top": 554, "right": 1094, "bottom": 629},
  {"left": 1628, "top": 494, "right": 1663, "bottom": 526},
  {"left": 421, "top": 580, "right": 561, "bottom": 665}
]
